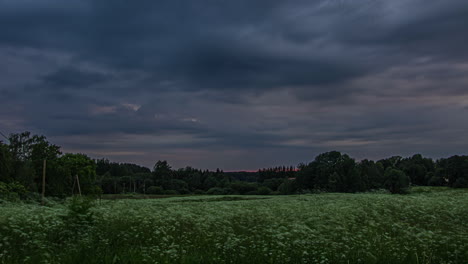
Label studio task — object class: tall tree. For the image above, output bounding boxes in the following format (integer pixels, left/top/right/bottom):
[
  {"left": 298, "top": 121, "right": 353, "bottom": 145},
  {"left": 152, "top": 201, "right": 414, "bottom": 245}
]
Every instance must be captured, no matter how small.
[
  {"left": 384, "top": 168, "right": 410, "bottom": 194},
  {"left": 0, "top": 141, "right": 12, "bottom": 182},
  {"left": 296, "top": 151, "right": 360, "bottom": 192},
  {"left": 153, "top": 160, "right": 172, "bottom": 189},
  {"left": 8, "top": 132, "right": 61, "bottom": 192}
]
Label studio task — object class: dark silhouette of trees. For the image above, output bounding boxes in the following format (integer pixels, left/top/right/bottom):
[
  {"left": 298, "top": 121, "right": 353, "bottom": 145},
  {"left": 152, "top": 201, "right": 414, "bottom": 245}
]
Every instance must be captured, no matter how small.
[
  {"left": 258, "top": 166, "right": 296, "bottom": 182},
  {"left": 296, "top": 151, "right": 362, "bottom": 192},
  {"left": 436, "top": 156, "right": 468, "bottom": 188},
  {"left": 0, "top": 142, "right": 12, "bottom": 182},
  {"left": 358, "top": 159, "right": 384, "bottom": 190},
  {"left": 384, "top": 168, "right": 410, "bottom": 194},
  {"left": 1, "top": 131, "right": 468, "bottom": 199},
  {"left": 7, "top": 132, "right": 61, "bottom": 192}
]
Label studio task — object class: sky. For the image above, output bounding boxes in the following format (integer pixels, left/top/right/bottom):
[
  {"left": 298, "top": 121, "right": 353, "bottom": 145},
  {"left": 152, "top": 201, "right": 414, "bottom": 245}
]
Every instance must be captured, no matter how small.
[{"left": 1, "top": 0, "right": 468, "bottom": 170}]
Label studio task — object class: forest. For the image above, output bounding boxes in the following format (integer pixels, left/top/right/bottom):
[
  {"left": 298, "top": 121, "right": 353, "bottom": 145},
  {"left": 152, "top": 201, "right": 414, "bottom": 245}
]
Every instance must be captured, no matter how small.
[{"left": 1, "top": 131, "right": 467, "bottom": 201}]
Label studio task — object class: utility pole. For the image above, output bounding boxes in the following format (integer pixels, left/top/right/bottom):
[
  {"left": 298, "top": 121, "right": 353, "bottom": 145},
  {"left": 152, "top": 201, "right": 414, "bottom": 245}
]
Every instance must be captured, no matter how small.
[
  {"left": 76, "top": 174, "right": 82, "bottom": 196},
  {"left": 42, "top": 159, "right": 46, "bottom": 205}
]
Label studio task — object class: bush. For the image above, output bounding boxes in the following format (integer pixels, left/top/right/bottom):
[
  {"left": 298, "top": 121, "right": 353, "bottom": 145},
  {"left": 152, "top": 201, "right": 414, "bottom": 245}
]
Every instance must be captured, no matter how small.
[
  {"left": 229, "top": 181, "right": 258, "bottom": 195},
  {"left": 428, "top": 175, "right": 444, "bottom": 186},
  {"left": 278, "top": 180, "right": 297, "bottom": 195},
  {"left": 297, "top": 189, "right": 312, "bottom": 194},
  {"left": 453, "top": 177, "right": 468, "bottom": 188},
  {"left": 87, "top": 185, "right": 103, "bottom": 198},
  {"left": 0, "top": 181, "right": 28, "bottom": 201},
  {"left": 193, "top": 189, "right": 205, "bottom": 195},
  {"left": 163, "top": 190, "right": 179, "bottom": 195},
  {"left": 178, "top": 188, "right": 190, "bottom": 194},
  {"left": 146, "top": 186, "right": 164, "bottom": 194},
  {"left": 257, "top": 186, "right": 272, "bottom": 195},
  {"left": 206, "top": 187, "right": 226, "bottom": 195},
  {"left": 262, "top": 178, "right": 284, "bottom": 191},
  {"left": 61, "top": 197, "right": 95, "bottom": 231}
]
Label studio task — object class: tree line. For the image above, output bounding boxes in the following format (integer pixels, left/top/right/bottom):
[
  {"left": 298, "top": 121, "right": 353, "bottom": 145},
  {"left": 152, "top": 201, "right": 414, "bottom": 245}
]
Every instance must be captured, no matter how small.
[{"left": 1, "top": 132, "right": 467, "bottom": 200}]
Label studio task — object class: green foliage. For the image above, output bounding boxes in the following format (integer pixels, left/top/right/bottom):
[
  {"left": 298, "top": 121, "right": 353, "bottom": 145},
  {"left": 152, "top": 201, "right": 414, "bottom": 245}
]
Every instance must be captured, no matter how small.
[
  {"left": 229, "top": 181, "right": 258, "bottom": 194},
  {"left": 8, "top": 132, "right": 61, "bottom": 193},
  {"left": 58, "top": 153, "right": 97, "bottom": 195},
  {"left": 258, "top": 166, "right": 296, "bottom": 182},
  {"left": 262, "top": 178, "right": 284, "bottom": 191},
  {"left": 384, "top": 168, "right": 410, "bottom": 194},
  {"left": 257, "top": 186, "right": 272, "bottom": 195},
  {"left": 0, "top": 181, "right": 28, "bottom": 201},
  {"left": 398, "top": 154, "right": 435, "bottom": 186},
  {"left": 427, "top": 172, "right": 445, "bottom": 186},
  {"left": 146, "top": 186, "right": 164, "bottom": 194},
  {"left": 0, "top": 188, "right": 467, "bottom": 263},
  {"left": 193, "top": 189, "right": 205, "bottom": 195},
  {"left": 163, "top": 190, "right": 179, "bottom": 195},
  {"left": 437, "top": 156, "right": 468, "bottom": 188},
  {"left": 61, "top": 197, "right": 96, "bottom": 233},
  {"left": 296, "top": 151, "right": 360, "bottom": 192},
  {"left": 87, "top": 185, "right": 103, "bottom": 198},
  {"left": 13, "top": 161, "right": 36, "bottom": 191},
  {"left": 453, "top": 177, "right": 468, "bottom": 188},
  {"left": 96, "top": 158, "right": 150, "bottom": 177},
  {"left": 358, "top": 159, "right": 384, "bottom": 189},
  {"left": 206, "top": 187, "right": 226, "bottom": 195},
  {"left": 0, "top": 142, "right": 12, "bottom": 182},
  {"left": 153, "top": 160, "right": 172, "bottom": 182},
  {"left": 278, "top": 179, "right": 297, "bottom": 195},
  {"left": 3, "top": 131, "right": 468, "bottom": 201}
]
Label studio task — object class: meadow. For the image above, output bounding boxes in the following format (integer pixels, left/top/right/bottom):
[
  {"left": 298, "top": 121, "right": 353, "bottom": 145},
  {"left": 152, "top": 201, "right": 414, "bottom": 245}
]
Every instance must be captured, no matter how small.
[{"left": 0, "top": 187, "right": 467, "bottom": 264}]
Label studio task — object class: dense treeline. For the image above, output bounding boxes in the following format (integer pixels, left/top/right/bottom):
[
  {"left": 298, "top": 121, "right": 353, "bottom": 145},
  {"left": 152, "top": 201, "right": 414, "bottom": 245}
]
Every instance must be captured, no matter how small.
[{"left": 1, "top": 131, "right": 467, "bottom": 200}]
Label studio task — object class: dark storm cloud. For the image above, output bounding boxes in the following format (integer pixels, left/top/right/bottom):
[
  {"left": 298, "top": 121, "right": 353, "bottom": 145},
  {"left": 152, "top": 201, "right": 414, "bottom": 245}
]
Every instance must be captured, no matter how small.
[
  {"left": 0, "top": 0, "right": 370, "bottom": 92},
  {"left": 41, "top": 67, "right": 111, "bottom": 88},
  {"left": 332, "top": 0, "right": 468, "bottom": 61},
  {"left": 1, "top": 0, "right": 468, "bottom": 169}
]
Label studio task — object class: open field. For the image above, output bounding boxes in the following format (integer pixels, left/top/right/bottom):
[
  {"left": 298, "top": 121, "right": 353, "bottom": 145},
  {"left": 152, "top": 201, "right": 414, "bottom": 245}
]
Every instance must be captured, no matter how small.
[{"left": 1, "top": 187, "right": 467, "bottom": 264}]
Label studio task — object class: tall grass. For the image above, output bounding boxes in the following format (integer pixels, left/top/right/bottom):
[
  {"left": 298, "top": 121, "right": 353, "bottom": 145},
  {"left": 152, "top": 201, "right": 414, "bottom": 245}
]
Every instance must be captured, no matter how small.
[{"left": 1, "top": 187, "right": 467, "bottom": 263}]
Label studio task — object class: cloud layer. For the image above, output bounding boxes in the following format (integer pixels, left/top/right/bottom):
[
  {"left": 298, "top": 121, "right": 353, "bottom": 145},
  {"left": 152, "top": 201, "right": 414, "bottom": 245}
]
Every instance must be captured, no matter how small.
[{"left": 1, "top": 0, "right": 468, "bottom": 170}]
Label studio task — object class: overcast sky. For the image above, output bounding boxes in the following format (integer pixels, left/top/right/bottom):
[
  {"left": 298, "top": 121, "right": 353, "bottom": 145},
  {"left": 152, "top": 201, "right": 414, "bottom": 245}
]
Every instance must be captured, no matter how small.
[{"left": 1, "top": 0, "right": 468, "bottom": 170}]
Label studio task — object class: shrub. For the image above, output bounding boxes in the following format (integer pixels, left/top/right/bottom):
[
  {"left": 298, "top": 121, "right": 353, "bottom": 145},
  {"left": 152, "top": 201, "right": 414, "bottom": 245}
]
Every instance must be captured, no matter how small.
[
  {"left": 257, "top": 186, "right": 272, "bottom": 195},
  {"left": 61, "top": 197, "right": 95, "bottom": 232},
  {"left": 229, "top": 181, "right": 258, "bottom": 194},
  {"left": 428, "top": 175, "right": 444, "bottom": 186},
  {"left": 278, "top": 180, "right": 297, "bottom": 195},
  {"left": 193, "top": 189, "right": 205, "bottom": 195},
  {"left": 453, "top": 177, "right": 468, "bottom": 188},
  {"left": 262, "top": 178, "right": 284, "bottom": 191},
  {"left": 0, "top": 181, "right": 28, "bottom": 201},
  {"left": 206, "top": 187, "right": 225, "bottom": 195},
  {"left": 146, "top": 186, "right": 164, "bottom": 194},
  {"left": 87, "top": 185, "right": 103, "bottom": 198},
  {"left": 178, "top": 188, "right": 190, "bottom": 194},
  {"left": 163, "top": 190, "right": 179, "bottom": 195}
]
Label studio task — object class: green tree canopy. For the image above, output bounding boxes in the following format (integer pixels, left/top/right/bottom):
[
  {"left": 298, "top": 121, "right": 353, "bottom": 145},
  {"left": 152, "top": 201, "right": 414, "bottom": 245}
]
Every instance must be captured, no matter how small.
[
  {"left": 58, "top": 153, "right": 97, "bottom": 195},
  {"left": 384, "top": 168, "right": 410, "bottom": 194}
]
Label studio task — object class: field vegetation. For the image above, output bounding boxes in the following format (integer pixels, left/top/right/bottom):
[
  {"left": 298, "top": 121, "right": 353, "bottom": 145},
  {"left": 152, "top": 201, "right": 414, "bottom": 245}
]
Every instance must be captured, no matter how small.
[{"left": 1, "top": 187, "right": 467, "bottom": 264}]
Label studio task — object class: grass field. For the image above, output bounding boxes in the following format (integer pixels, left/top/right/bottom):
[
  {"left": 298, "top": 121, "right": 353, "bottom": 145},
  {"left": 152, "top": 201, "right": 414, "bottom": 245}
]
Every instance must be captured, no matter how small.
[{"left": 1, "top": 187, "right": 467, "bottom": 264}]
